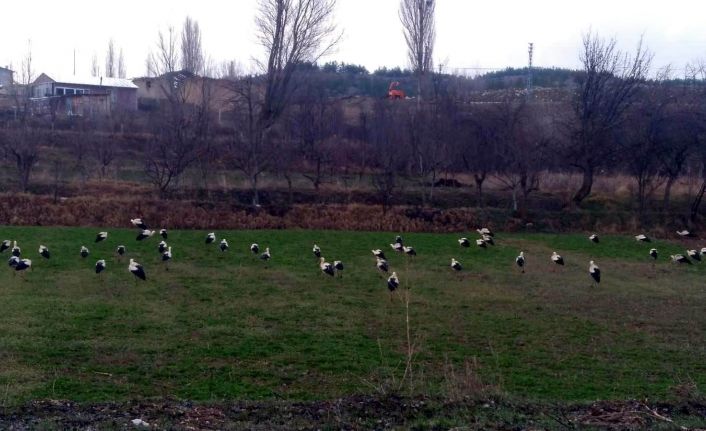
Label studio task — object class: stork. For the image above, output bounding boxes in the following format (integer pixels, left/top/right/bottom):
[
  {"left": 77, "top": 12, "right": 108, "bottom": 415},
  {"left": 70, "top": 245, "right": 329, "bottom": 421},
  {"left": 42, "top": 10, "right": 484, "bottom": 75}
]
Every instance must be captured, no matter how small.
[
  {"left": 589, "top": 234, "right": 599, "bottom": 243},
  {"left": 476, "top": 239, "right": 487, "bottom": 249},
  {"left": 38, "top": 245, "right": 50, "bottom": 259},
  {"left": 649, "top": 248, "right": 658, "bottom": 260},
  {"left": 687, "top": 249, "right": 701, "bottom": 262},
  {"left": 676, "top": 230, "right": 695, "bottom": 238},
  {"left": 14, "top": 258, "right": 31, "bottom": 278},
  {"left": 635, "top": 234, "right": 650, "bottom": 242},
  {"left": 376, "top": 257, "right": 389, "bottom": 273},
  {"left": 313, "top": 244, "right": 321, "bottom": 258},
  {"left": 95, "top": 231, "right": 108, "bottom": 243},
  {"left": 8, "top": 255, "right": 19, "bottom": 270},
  {"left": 387, "top": 272, "right": 399, "bottom": 296},
  {"left": 551, "top": 251, "right": 564, "bottom": 268},
  {"left": 159, "top": 229, "right": 168, "bottom": 239},
  {"left": 128, "top": 258, "right": 146, "bottom": 281},
  {"left": 450, "top": 258, "right": 462, "bottom": 271},
  {"left": 95, "top": 259, "right": 106, "bottom": 277},
  {"left": 671, "top": 254, "right": 691, "bottom": 264},
  {"left": 390, "top": 242, "right": 403, "bottom": 252},
  {"left": 319, "top": 257, "right": 335, "bottom": 276},
  {"left": 136, "top": 230, "right": 155, "bottom": 241},
  {"left": 477, "top": 227, "right": 493, "bottom": 237},
  {"left": 458, "top": 238, "right": 470, "bottom": 248},
  {"left": 250, "top": 243, "right": 260, "bottom": 254},
  {"left": 394, "top": 235, "right": 403, "bottom": 245},
  {"left": 162, "top": 246, "right": 172, "bottom": 270},
  {"left": 131, "top": 218, "right": 148, "bottom": 230},
  {"left": 333, "top": 260, "right": 344, "bottom": 278},
  {"left": 589, "top": 260, "right": 601, "bottom": 287},
  {"left": 220, "top": 239, "right": 229, "bottom": 252},
  {"left": 403, "top": 246, "right": 416, "bottom": 256},
  {"left": 206, "top": 232, "right": 216, "bottom": 244},
  {"left": 481, "top": 235, "right": 495, "bottom": 246},
  {"left": 116, "top": 245, "right": 126, "bottom": 259},
  {"left": 80, "top": 246, "right": 89, "bottom": 258},
  {"left": 372, "top": 249, "right": 386, "bottom": 259},
  {"left": 158, "top": 241, "right": 168, "bottom": 254},
  {"left": 516, "top": 251, "right": 525, "bottom": 273},
  {"left": 0, "top": 240, "right": 11, "bottom": 253},
  {"left": 260, "top": 247, "right": 271, "bottom": 264},
  {"left": 11, "top": 241, "right": 20, "bottom": 257}
]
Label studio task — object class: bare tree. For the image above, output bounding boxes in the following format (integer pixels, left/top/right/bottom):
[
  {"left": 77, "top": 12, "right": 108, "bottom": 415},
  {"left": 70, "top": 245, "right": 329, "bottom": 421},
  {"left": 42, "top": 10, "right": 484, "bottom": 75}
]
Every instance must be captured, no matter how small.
[
  {"left": 118, "top": 48, "right": 127, "bottom": 78},
  {"left": 147, "top": 26, "right": 180, "bottom": 76},
  {"left": 105, "top": 39, "right": 116, "bottom": 78},
  {"left": 181, "top": 16, "right": 204, "bottom": 74},
  {"left": 91, "top": 52, "right": 100, "bottom": 77},
  {"left": 566, "top": 32, "right": 652, "bottom": 206},
  {"left": 0, "top": 127, "right": 45, "bottom": 192},
  {"left": 227, "top": 0, "right": 340, "bottom": 206},
  {"left": 10, "top": 40, "right": 35, "bottom": 124},
  {"left": 399, "top": 0, "right": 435, "bottom": 103}
]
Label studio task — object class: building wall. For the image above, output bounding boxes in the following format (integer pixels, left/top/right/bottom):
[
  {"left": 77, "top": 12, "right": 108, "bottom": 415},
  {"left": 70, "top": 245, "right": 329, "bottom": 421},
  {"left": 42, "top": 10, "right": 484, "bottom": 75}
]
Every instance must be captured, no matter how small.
[{"left": 0, "top": 69, "right": 12, "bottom": 88}]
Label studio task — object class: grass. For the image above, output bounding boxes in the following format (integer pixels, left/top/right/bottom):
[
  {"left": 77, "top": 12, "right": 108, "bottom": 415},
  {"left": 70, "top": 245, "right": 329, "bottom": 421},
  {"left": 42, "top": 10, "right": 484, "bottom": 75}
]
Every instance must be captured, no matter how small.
[{"left": 0, "top": 226, "right": 704, "bottom": 408}]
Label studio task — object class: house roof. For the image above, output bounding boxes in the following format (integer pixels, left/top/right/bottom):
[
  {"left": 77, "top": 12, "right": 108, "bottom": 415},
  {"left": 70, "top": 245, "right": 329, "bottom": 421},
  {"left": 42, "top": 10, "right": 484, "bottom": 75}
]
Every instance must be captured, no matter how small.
[
  {"left": 37, "top": 73, "right": 138, "bottom": 89},
  {"left": 0, "top": 66, "right": 13, "bottom": 73}
]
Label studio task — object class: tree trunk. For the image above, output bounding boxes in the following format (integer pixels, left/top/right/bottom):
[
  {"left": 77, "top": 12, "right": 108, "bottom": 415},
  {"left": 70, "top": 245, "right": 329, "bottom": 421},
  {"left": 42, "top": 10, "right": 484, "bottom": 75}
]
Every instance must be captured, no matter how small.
[
  {"left": 572, "top": 165, "right": 594, "bottom": 206},
  {"left": 474, "top": 173, "right": 486, "bottom": 208},
  {"left": 690, "top": 179, "right": 706, "bottom": 223},
  {"left": 250, "top": 174, "right": 260, "bottom": 207},
  {"left": 663, "top": 175, "right": 676, "bottom": 211},
  {"left": 284, "top": 174, "right": 294, "bottom": 206}
]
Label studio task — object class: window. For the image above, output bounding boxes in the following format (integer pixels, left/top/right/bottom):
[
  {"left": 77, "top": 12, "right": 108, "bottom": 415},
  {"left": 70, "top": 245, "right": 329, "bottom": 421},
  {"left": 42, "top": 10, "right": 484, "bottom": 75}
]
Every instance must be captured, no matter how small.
[
  {"left": 56, "top": 88, "right": 65, "bottom": 96},
  {"left": 66, "top": 89, "right": 75, "bottom": 95}
]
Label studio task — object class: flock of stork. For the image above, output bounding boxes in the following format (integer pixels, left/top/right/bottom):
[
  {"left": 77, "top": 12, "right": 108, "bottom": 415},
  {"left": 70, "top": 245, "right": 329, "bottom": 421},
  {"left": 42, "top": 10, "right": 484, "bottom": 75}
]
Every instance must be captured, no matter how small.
[{"left": 2, "top": 219, "right": 702, "bottom": 291}]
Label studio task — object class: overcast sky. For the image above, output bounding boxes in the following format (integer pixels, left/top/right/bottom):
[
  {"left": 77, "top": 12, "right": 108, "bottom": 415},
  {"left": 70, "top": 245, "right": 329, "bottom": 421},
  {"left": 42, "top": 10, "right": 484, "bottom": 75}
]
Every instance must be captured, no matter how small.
[{"left": 2, "top": 0, "right": 705, "bottom": 79}]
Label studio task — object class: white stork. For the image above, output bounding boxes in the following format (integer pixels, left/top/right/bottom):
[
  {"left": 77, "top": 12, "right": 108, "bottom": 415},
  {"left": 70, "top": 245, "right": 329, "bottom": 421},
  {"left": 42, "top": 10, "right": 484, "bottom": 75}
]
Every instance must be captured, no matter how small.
[
  {"left": 80, "top": 246, "right": 89, "bottom": 258},
  {"left": 333, "top": 260, "right": 344, "bottom": 277},
  {"left": 1, "top": 240, "right": 11, "bottom": 253},
  {"left": 649, "top": 248, "right": 658, "bottom": 260},
  {"left": 95, "top": 231, "right": 108, "bottom": 243},
  {"left": 390, "top": 242, "right": 403, "bottom": 252},
  {"left": 458, "top": 238, "right": 470, "bottom": 248},
  {"left": 376, "top": 257, "right": 389, "bottom": 273},
  {"left": 260, "top": 247, "right": 271, "bottom": 263},
  {"left": 450, "top": 258, "right": 462, "bottom": 271},
  {"left": 220, "top": 239, "right": 229, "bottom": 252},
  {"left": 11, "top": 241, "right": 20, "bottom": 257},
  {"left": 394, "top": 235, "right": 403, "bottom": 245},
  {"left": 372, "top": 249, "right": 386, "bottom": 259},
  {"left": 136, "top": 230, "right": 155, "bottom": 241},
  {"left": 158, "top": 241, "right": 168, "bottom": 254},
  {"left": 671, "top": 254, "right": 691, "bottom": 264},
  {"left": 516, "top": 251, "right": 525, "bottom": 273},
  {"left": 589, "top": 234, "right": 599, "bottom": 243},
  {"left": 162, "top": 246, "right": 172, "bottom": 270},
  {"left": 677, "top": 230, "right": 695, "bottom": 238},
  {"left": 319, "top": 257, "right": 335, "bottom": 276},
  {"left": 128, "top": 258, "right": 146, "bottom": 281},
  {"left": 250, "top": 243, "right": 260, "bottom": 254},
  {"left": 95, "top": 259, "right": 106, "bottom": 276},
  {"left": 14, "top": 258, "right": 31, "bottom": 277},
  {"left": 403, "top": 246, "right": 417, "bottom": 256},
  {"left": 206, "top": 232, "right": 216, "bottom": 244},
  {"left": 687, "top": 249, "right": 701, "bottom": 262},
  {"left": 38, "top": 245, "right": 50, "bottom": 259},
  {"left": 476, "top": 239, "right": 487, "bottom": 249},
  {"left": 589, "top": 260, "right": 601, "bottom": 287},
  {"left": 477, "top": 227, "right": 493, "bottom": 237},
  {"left": 160, "top": 229, "right": 168, "bottom": 239},
  {"left": 313, "top": 244, "right": 321, "bottom": 258},
  {"left": 635, "top": 234, "right": 650, "bottom": 242},
  {"left": 551, "top": 251, "right": 564, "bottom": 267},
  {"left": 131, "top": 218, "right": 148, "bottom": 230},
  {"left": 8, "top": 255, "right": 19, "bottom": 269},
  {"left": 116, "top": 245, "right": 126, "bottom": 258},
  {"left": 387, "top": 271, "right": 400, "bottom": 293}
]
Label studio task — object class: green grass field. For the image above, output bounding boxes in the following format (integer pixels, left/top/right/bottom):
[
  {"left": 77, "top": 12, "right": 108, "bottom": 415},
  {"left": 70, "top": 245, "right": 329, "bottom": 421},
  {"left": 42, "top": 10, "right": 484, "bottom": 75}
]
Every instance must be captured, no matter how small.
[{"left": 0, "top": 226, "right": 704, "bottom": 408}]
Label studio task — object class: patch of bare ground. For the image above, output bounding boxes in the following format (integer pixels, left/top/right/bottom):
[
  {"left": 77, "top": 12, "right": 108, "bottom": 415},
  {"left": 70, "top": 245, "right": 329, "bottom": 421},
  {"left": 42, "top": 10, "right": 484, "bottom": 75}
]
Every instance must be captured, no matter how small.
[{"left": 1, "top": 396, "right": 704, "bottom": 430}]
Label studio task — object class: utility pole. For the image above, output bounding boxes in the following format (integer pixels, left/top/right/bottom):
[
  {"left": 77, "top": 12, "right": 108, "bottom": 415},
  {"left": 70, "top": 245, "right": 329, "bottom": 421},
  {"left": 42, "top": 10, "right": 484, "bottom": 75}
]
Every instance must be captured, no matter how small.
[{"left": 527, "top": 42, "right": 534, "bottom": 99}]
